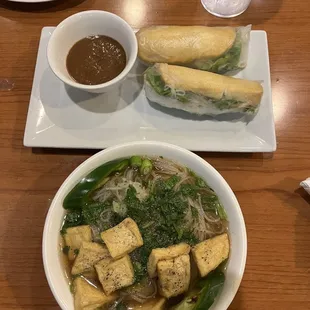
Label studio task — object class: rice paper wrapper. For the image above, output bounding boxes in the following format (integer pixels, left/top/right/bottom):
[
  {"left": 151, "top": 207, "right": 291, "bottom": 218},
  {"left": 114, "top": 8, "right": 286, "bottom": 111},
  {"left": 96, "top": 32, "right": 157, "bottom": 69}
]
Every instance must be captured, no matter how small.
[
  {"left": 191, "top": 25, "right": 251, "bottom": 74},
  {"left": 138, "top": 25, "right": 252, "bottom": 75},
  {"left": 144, "top": 65, "right": 261, "bottom": 116},
  {"left": 144, "top": 79, "right": 256, "bottom": 116}
]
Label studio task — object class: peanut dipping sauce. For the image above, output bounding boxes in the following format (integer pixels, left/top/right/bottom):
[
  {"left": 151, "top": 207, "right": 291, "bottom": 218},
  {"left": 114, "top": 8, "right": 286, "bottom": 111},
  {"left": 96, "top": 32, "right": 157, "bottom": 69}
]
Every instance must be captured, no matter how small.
[{"left": 66, "top": 35, "right": 126, "bottom": 85}]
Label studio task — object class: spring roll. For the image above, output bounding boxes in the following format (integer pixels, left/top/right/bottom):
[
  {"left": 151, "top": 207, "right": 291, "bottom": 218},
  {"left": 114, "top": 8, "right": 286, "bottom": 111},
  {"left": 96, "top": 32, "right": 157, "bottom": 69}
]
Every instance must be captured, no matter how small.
[
  {"left": 137, "top": 25, "right": 251, "bottom": 74},
  {"left": 144, "top": 63, "right": 263, "bottom": 116}
]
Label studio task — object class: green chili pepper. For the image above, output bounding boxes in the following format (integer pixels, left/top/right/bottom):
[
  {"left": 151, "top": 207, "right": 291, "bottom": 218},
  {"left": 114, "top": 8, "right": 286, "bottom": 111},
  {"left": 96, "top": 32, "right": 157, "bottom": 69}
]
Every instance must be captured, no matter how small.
[
  {"left": 140, "top": 159, "right": 153, "bottom": 175},
  {"left": 63, "top": 158, "right": 129, "bottom": 210}
]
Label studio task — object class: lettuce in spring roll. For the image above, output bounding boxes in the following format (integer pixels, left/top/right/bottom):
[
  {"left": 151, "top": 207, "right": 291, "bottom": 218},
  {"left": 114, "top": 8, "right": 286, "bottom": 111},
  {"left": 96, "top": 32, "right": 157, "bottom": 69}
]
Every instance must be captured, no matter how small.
[
  {"left": 144, "top": 63, "right": 263, "bottom": 116},
  {"left": 137, "top": 25, "right": 251, "bottom": 74}
]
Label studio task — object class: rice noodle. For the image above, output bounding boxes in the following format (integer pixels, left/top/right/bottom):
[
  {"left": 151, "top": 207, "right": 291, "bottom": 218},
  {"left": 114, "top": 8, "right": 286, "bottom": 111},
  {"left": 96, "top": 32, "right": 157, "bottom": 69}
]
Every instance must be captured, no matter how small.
[
  {"left": 153, "top": 157, "right": 182, "bottom": 175},
  {"left": 93, "top": 156, "right": 226, "bottom": 244},
  {"left": 121, "top": 278, "right": 157, "bottom": 304},
  {"left": 204, "top": 212, "right": 221, "bottom": 223},
  {"left": 174, "top": 175, "right": 191, "bottom": 191}
]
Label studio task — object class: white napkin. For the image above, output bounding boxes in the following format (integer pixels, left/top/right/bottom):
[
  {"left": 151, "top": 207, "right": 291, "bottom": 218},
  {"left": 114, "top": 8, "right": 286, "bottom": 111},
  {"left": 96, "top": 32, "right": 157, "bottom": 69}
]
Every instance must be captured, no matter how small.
[{"left": 300, "top": 178, "right": 310, "bottom": 195}]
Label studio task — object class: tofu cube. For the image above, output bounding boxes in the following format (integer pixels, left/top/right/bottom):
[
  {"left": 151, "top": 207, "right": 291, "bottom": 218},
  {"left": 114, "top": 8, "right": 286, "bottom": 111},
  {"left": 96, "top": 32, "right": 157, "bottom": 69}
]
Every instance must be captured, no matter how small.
[
  {"left": 73, "top": 277, "right": 116, "bottom": 310},
  {"left": 139, "top": 297, "right": 166, "bottom": 310},
  {"left": 95, "top": 255, "right": 135, "bottom": 295},
  {"left": 100, "top": 218, "right": 143, "bottom": 259},
  {"left": 157, "top": 254, "right": 190, "bottom": 299},
  {"left": 191, "top": 233, "right": 230, "bottom": 277},
  {"left": 64, "top": 225, "right": 92, "bottom": 260},
  {"left": 147, "top": 243, "right": 190, "bottom": 278},
  {"left": 72, "top": 242, "right": 112, "bottom": 275}
]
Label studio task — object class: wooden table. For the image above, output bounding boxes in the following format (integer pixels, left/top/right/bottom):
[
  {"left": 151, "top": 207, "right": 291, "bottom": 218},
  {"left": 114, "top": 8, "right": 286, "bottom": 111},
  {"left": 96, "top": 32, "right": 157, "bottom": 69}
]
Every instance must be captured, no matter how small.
[{"left": 1, "top": 0, "right": 310, "bottom": 309}]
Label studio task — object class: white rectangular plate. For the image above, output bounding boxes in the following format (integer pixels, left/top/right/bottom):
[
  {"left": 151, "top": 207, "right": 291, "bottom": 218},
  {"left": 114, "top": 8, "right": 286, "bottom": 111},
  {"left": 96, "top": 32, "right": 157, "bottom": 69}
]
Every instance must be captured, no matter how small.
[{"left": 24, "top": 27, "right": 276, "bottom": 152}]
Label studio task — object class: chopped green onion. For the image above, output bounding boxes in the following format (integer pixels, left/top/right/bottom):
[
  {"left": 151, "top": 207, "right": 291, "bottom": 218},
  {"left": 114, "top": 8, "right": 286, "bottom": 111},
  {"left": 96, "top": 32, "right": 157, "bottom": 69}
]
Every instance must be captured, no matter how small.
[
  {"left": 140, "top": 159, "right": 153, "bottom": 175},
  {"left": 130, "top": 156, "right": 143, "bottom": 168}
]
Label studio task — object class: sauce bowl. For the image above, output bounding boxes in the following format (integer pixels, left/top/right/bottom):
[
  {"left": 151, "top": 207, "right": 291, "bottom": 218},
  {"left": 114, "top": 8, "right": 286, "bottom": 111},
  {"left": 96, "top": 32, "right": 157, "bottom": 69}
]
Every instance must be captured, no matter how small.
[
  {"left": 47, "top": 10, "right": 138, "bottom": 93},
  {"left": 42, "top": 141, "right": 247, "bottom": 310}
]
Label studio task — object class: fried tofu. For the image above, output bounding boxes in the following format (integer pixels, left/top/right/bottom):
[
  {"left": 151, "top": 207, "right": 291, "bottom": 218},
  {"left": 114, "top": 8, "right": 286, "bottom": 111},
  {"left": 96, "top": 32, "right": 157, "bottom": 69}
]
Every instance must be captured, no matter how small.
[
  {"left": 73, "top": 277, "right": 116, "bottom": 310},
  {"left": 157, "top": 254, "right": 191, "bottom": 299},
  {"left": 191, "top": 233, "right": 230, "bottom": 277},
  {"left": 139, "top": 297, "right": 166, "bottom": 309},
  {"left": 64, "top": 225, "right": 92, "bottom": 260},
  {"left": 72, "top": 242, "right": 112, "bottom": 275},
  {"left": 95, "top": 255, "right": 135, "bottom": 295},
  {"left": 147, "top": 243, "right": 190, "bottom": 278},
  {"left": 100, "top": 218, "right": 143, "bottom": 259}
]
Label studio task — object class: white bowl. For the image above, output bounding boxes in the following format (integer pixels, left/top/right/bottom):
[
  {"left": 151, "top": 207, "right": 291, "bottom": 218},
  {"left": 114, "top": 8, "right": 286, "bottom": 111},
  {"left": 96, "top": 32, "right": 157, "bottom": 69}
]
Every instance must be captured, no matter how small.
[
  {"left": 47, "top": 10, "right": 138, "bottom": 93},
  {"left": 43, "top": 141, "right": 247, "bottom": 310}
]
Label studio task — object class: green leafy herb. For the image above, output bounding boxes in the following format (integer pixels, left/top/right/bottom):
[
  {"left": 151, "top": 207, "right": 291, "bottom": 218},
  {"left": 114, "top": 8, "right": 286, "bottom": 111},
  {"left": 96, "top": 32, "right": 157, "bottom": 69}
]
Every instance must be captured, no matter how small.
[
  {"left": 180, "top": 183, "right": 199, "bottom": 198},
  {"left": 243, "top": 105, "right": 257, "bottom": 114},
  {"left": 216, "top": 204, "right": 228, "bottom": 220},
  {"left": 164, "top": 175, "right": 181, "bottom": 190},
  {"left": 82, "top": 202, "right": 108, "bottom": 226},
  {"left": 194, "top": 269, "right": 225, "bottom": 309},
  {"left": 172, "top": 268, "right": 225, "bottom": 310},
  {"left": 82, "top": 201, "right": 124, "bottom": 231},
  {"left": 112, "top": 201, "right": 127, "bottom": 217},
  {"left": 115, "top": 302, "right": 127, "bottom": 310},
  {"left": 74, "top": 249, "right": 79, "bottom": 255},
  {"left": 132, "top": 261, "right": 144, "bottom": 283},
  {"left": 124, "top": 179, "right": 198, "bottom": 281},
  {"left": 61, "top": 210, "right": 85, "bottom": 234},
  {"left": 145, "top": 68, "right": 190, "bottom": 103},
  {"left": 69, "top": 282, "right": 75, "bottom": 294},
  {"left": 201, "top": 195, "right": 227, "bottom": 220},
  {"left": 193, "top": 31, "right": 242, "bottom": 74},
  {"left": 195, "top": 176, "right": 207, "bottom": 188},
  {"left": 62, "top": 246, "right": 70, "bottom": 255},
  {"left": 211, "top": 98, "right": 243, "bottom": 111},
  {"left": 125, "top": 186, "right": 145, "bottom": 219}
]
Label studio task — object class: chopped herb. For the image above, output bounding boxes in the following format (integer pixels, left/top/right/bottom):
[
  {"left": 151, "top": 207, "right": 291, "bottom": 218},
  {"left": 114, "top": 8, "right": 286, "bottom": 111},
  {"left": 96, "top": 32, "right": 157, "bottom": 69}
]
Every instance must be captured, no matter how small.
[
  {"left": 82, "top": 202, "right": 108, "bottom": 225},
  {"left": 69, "top": 282, "right": 74, "bottom": 294},
  {"left": 180, "top": 183, "right": 199, "bottom": 198},
  {"left": 62, "top": 246, "right": 70, "bottom": 255},
  {"left": 116, "top": 302, "right": 127, "bottom": 310},
  {"left": 132, "top": 261, "right": 144, "bottom": 283},
  {"left": 243, "top": 105, "right": 257, "bottom": 114},
  {"left": 164, "top": 175, "right": 181, "bottom": 190},
  {"left": 145, "top": 67, "right": 190, "bottom": 103},
  {"left": 61, "top": 210, "right": 85, "bottom": 234},
  {"left": 124, "top": 179, "right": 198, "bottom": 280},
  {"left": 193, "top": 30, "right": 242, "bottom": 74}
]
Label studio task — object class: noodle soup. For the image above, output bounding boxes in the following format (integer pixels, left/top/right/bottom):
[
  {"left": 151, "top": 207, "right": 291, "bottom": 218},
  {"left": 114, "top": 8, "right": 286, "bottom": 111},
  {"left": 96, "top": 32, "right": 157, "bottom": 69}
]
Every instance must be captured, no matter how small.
[{"left": 60, "top": 156, "right": 229, "bottom": 310}]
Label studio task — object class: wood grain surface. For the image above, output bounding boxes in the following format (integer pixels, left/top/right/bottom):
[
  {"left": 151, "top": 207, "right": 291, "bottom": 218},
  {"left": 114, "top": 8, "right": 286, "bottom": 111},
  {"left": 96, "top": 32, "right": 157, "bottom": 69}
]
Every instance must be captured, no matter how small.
[{"left": 1, "top": 0, "right": 310, "bottom": 309}]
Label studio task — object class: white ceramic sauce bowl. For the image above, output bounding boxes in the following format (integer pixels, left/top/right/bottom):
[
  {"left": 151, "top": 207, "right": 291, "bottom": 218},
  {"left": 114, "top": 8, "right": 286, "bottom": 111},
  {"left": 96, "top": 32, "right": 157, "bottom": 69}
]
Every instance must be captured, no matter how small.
[
  {"left": 47, "top": 10, "right": 138, "bottom": 93},
  {"left": 42, "top": 141, "right": 247, "bottom": 310}
]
